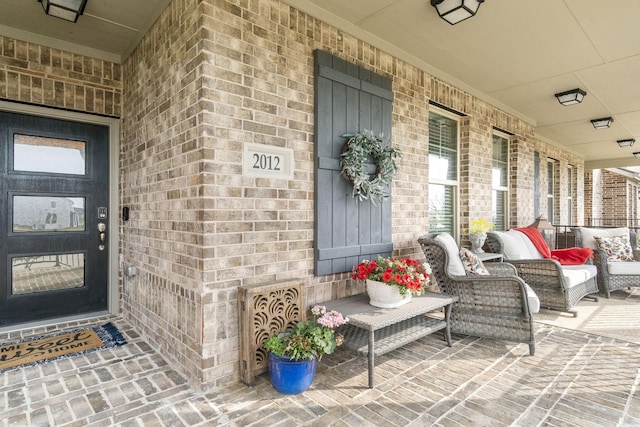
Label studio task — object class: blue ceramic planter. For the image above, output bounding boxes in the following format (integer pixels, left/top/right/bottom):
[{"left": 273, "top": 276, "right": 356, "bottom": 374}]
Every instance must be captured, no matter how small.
[{"left": 268, "top": 353, "right": 317, "bottom": 394}]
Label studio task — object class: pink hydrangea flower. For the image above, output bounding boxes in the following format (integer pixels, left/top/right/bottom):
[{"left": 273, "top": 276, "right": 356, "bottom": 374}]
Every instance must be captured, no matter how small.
[{"left": 317, "top": 310, "right": 349, "bottom": 328}]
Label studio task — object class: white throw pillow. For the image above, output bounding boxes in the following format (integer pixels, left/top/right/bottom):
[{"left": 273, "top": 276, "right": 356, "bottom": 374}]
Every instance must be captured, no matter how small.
[
  {"left": 492, "top": 231, "right": 519, "bottom": 260},
  {"left": 578, "top": 227, "right": 629, "bottom": 250},
  {"left": 493, "top": 231, "right": 526, "bottom": 260},
  {"left": 435, "top": 233, "right": 466, "bottom": 276},
  {"left": 493, "top": 230, "right": 544, "bottom": 260},
  {"left": 513, "top": 230, "right": 545, "bottom": 259}
]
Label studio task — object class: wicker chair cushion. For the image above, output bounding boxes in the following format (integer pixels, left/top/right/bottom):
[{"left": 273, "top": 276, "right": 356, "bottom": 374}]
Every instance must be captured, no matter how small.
[
  {"left": 607, "top": 261, "right": 640, "bottom": 274},
  {"left": 524, "top": 283, "right": 540, "bottom": 314},
  {"left": 493, "top": 230, "right": 543, "bottom": 260},
  {"left": 560, "top": 268, "right": 593, "bottom": 289},
  {"left": 562, "top": 264, "right": 597, "bottom": 283},
  {"left": 595, "top": 235, "right": 634, "bottom": 262},
  {"left": 459, "top": 248, "right": 490, "bottom": 275},
  {"left": 577, "top": 227, "right": 629, "bottom": 250},
  {"left": 434, "top": 233, "right": 466, "bottom": 276}
]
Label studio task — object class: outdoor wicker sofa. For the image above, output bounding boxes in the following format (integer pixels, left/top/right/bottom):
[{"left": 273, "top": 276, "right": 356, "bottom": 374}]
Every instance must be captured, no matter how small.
[
  {"left": 573, "top": 227, "right": 640, "bottom": 298},
  {"left": 418, "top": 233, "right": 536, "bottom": 355},
  {"left": 486, "top": 230, "right": 599, "bottom": 317}
]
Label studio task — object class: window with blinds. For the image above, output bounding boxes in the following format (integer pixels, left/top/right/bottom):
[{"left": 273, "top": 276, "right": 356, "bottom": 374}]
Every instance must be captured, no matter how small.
[
  {"left": 428, "top": 110, "right": 458, "bottom": 235},
  {"left": 492, "top": 132, "right": 509, "bottom": 230},
  {"left": 547, "top": 160, "right": 555, "bottom": 223},
  {"left": 567, "top": 165, "right": 573, "bottom": 224}
]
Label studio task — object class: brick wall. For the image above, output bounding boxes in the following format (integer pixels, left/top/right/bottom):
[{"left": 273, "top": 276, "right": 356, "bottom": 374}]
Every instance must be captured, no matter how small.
[
  {"left": 532, "top": 142, "right": 584, "bottom": 227},
  {"left": 120, "top": 0, "right": 206, "bottom": 384},
  {"left": 121, "top": 0, "right": 595, "bottom": 388},
  {"left": 584, "top": 169, "right": 639, "bottom": 227},
  {"left": 0, "top": 1, "right": 595, "bottom": 390},
  {"left": 629, "top": 182, "right": 639, "bottom": 222},
  {"left": 585, "top": 169, "right": 598, "bottom": 221},
  {"left": 0, "top": 36, "right": 121, "bottom": 116},
  {"left": 602, "top": 170, "right": 632, "bottom": 224}
]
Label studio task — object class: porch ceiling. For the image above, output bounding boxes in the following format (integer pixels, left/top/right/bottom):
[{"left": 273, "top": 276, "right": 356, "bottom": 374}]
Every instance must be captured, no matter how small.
[{"left": 1, "top": 0, "right": 639, "bottom": 171}]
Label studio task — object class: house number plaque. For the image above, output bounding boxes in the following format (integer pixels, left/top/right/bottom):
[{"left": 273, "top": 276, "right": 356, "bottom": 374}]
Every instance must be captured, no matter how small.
[{"left": 243, "top": 143, "right": 294, "bottom": 180}]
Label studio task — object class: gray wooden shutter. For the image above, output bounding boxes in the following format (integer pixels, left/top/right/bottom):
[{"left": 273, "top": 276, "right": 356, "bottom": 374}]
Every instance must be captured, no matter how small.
[{"left": 314, "top": 50, "right": 394, "bottom": 275}]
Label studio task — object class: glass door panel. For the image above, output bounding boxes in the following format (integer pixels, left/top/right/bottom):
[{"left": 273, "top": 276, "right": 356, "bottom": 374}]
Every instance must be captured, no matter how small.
[
  {"left": 12, "top": 196, "right": 85, "bottom": 232},
  {"left": 13, "top": 134, "right": 86, "bottom": 175},
  {"left": 11, "top": 253, "right": 85, "bottom": 295}
]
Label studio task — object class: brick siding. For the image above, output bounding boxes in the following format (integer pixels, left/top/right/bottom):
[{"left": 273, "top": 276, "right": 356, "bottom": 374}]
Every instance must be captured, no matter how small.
[
  {"left": 0, "top": 0, "right": 618, "bottom": 390},
  {"left": 0, "top": 36, "right": 121, "bottom": 116}
]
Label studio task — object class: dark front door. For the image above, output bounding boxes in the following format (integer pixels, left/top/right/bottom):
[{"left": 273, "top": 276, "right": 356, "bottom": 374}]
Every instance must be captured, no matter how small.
[{"left": 0, "top": 111, "right": 110, "bottom": 326}]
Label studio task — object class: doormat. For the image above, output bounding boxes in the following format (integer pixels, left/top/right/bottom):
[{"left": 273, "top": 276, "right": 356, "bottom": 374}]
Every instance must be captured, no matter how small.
[{"left": 0, "top": 322, "right": 127, "bottom": 373}]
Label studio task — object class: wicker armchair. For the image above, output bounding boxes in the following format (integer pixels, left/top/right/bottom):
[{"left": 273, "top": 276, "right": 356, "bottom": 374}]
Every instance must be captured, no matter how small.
[
  {"left": 486, "top": 231, "right": 598, "bottom": 317},
  {"left": 418, "top": 233, "right": 536, "bottom": 356},
  {"left": 573, "top": 227, "right": 640, "bottom": 298}
]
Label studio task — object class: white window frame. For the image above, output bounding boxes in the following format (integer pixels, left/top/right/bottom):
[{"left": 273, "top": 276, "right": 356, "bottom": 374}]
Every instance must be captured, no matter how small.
[
  {"left": 567, "top": 165, "right": 574, "bottom": 225},
  {"left": 428, "top": 107, "right": 460, "bottom": 239},
  {"left": 547, "top": 159, "right": 555, "bottom": 223},
  {"left": 492, "top": 131, "right": 509, "bottom": 231}
]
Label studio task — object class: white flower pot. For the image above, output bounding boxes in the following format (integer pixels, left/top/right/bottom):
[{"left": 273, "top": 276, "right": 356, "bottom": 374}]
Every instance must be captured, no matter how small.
[{"left": 366, "top": 279, "right": 412, "bottom": 308}]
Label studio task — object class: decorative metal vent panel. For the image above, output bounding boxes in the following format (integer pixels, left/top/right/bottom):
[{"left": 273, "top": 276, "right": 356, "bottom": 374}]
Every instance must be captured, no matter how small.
[{"left": 238, "top": 280, "right": 304, "bottom": 385}]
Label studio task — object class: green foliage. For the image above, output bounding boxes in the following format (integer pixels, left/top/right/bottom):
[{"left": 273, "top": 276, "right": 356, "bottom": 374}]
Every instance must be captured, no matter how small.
[
  {"left": 263, "top": 306, "right": 348, "bottom": 361},
  {"left": 264, "top": 320, "right": 338, "bottom": 361},
  {"left": 340, "top": 129, "right": 402, "bottom": 204}
]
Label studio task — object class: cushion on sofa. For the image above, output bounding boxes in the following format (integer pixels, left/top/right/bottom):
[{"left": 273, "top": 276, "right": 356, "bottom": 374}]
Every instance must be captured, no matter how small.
[
  {"left": 493, "top": 230, "right": 543, "bottom": 260},
  {"left": 562, "top": 264, "right": 597, "bottom": 282},
  {"left": 595, "top": 235, "right": 634, "bottom": 262},
  {"left": 459, "top": 248, "right": 490, "bottom": 275},
  {"left": 607, "top": 261, "right": 640, "bottom": 275},
  {"left": 435, "top": 233, "right": 466, "bottom": 276},
  {"left": 493, "top": 231, "right": 521, "bottom": 259},
  {"left": 561, "top": 267, "right": 595, "bottom": 289},
  {"left": 578, "top": 227, "right": 629, "bottom": 250},
  {"left": 515, "top": 230, "right": 545, "bottom": 259},
  {"left": 524, "top": 283, "right": 540, "bottom": 314}
]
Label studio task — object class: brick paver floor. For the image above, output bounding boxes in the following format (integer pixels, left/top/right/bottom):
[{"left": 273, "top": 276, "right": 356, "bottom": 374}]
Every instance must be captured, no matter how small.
[{"left": 1, "top": 306, "right": 639, "bottom": 426}]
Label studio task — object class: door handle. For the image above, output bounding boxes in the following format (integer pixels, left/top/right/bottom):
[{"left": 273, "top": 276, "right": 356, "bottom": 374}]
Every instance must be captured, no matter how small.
[{"left": 98, "top": 223, "right": 106, "bottom": 251}]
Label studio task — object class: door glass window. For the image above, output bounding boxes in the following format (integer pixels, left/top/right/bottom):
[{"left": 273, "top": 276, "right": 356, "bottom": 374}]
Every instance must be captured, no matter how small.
[
  {"left": 12, "top": 196, "right": 85, "bottom": 232},
  {"left": 13, "top": 134, "right": 86, "bottom": 175},
  {"left": 11, "top": 253, "right": 85, "bottom": 295}
]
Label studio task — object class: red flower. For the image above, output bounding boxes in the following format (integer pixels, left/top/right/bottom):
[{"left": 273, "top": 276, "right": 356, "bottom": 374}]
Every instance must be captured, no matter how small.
[
  {"left": 351, "top": 256, "right": 431, "bottom": 296},
  {"left": 382, "top": 270, "right": 393, "bottom": 282}
]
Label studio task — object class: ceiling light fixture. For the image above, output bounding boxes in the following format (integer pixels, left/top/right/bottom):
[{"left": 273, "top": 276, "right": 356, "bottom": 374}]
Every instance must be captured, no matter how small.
[
  {"left": 633, "top": 152, "right": 640, "bottom": 159},
  {"left": 590, "top": 117, "right": 613, "bottom": 129},
  {"left": 431, "top": 0, "right": 484, "bottom": 25},
  {"left": 554, "top": 88, "right": 586, "bottom": 106},
  {"left": 38, "top": 0, "right": 87, "bottom": 23},
  {"left": 617, "top": 139, "right": 636, "bottom": 147}
]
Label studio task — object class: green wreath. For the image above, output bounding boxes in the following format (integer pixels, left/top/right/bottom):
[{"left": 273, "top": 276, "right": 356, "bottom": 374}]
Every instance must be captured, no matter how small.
[{"left": 340, "top": 129, "right": 402, "bottom": 204}]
